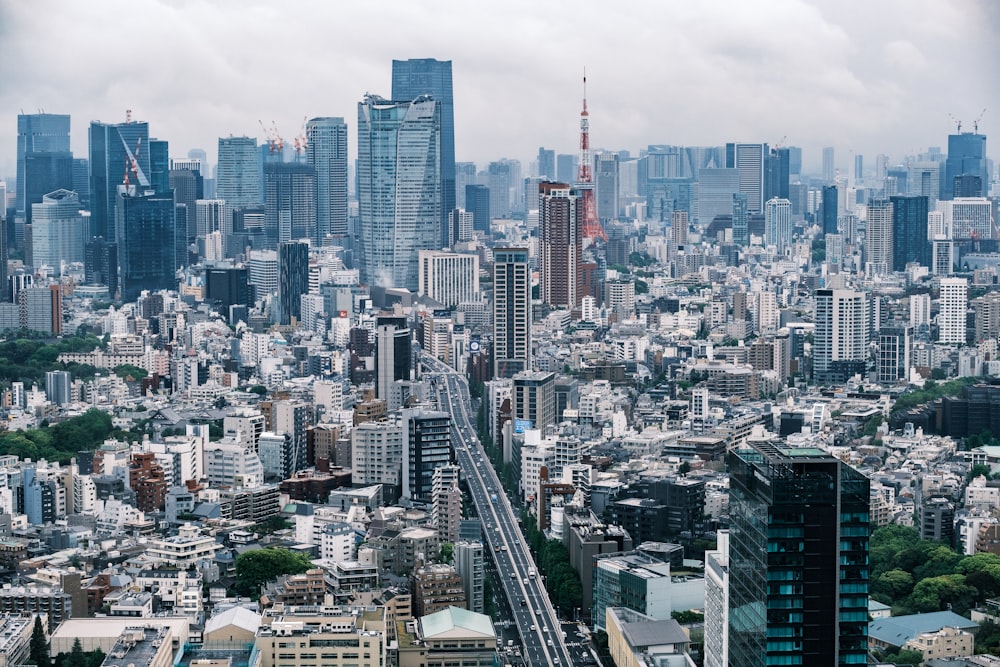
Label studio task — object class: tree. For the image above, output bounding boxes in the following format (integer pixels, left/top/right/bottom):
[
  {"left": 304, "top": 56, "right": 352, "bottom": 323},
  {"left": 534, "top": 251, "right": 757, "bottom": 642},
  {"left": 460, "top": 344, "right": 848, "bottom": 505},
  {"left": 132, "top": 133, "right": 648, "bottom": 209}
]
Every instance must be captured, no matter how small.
[
  {"left": 29, "top": 616, "right": 50, "bottom": 667},
  {"left": 872, "top": 569, "right": 915, "bottom": 602},
  {"left": 234, "top": 548, "right": 313, "bottom": 597},
  {"left": 969, "top": 463, "right": 993, "bottom": 481},
  {"left": 439, "top": 542, "right": 454, "bottom": 564},
  {"left": 880, "top": 649, "right": 923, "bottom": 666},
  {"left": 678, "top": 461, "right": 691, "bottom": 476},
  {"left": 65, "top": 638, "right": 85, "bottom": 667}
]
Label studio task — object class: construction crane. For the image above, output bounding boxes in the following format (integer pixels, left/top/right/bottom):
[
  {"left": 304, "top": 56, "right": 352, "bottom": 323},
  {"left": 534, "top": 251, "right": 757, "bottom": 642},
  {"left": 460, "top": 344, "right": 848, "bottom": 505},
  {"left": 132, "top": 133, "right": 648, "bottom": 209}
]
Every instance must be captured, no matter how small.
[
  {"left": 293, "top": 116, "right": 309, "bottom": 157},
  {"left": 974, "top": 108, "right": 987, "bottom": 133},
  {"left": 575, "top": 72, "right": 606, "bottom": 242},
  {"left": 122, "top": 137, "right": 143, "bottom": 187},
  {"left": 258, "top": 119, "right": 284, "bottom": 155},
  {"left": 948, "top": 112, "right": 962, "bottom": 133},
  {"left": 774, "top": 135, "right": 787, "bottom": 150}
]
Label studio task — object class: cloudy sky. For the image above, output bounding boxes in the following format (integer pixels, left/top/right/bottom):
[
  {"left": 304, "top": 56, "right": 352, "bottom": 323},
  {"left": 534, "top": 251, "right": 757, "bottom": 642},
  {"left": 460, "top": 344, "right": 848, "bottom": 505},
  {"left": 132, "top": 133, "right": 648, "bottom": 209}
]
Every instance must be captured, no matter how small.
[{"left": 1, "top": 0, "right": 997, "bottom": 178}]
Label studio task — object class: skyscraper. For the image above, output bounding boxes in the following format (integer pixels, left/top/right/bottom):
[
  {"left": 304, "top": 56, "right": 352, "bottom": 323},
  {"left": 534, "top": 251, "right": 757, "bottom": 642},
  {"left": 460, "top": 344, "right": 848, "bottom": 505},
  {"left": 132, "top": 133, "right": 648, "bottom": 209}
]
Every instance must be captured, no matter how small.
[
  {"left": 822, "top": 145, "right": 835, "bottom": 183},
  {"left": 402, "top": 408, "right": 452, "bottom": 502},
  {"left": 939, "top": 277, "right": 968, "bottom": 344},
  {"left": 865, "top": 199, "right": 893, "bottom": 275},
  {"left": 731, "top": 193, "right": 749, "bottom": 246},
  {"left": 595, "top": 152, "right": 620, "bottom": 221},
  {"left": 725, "top": 143, "right": 766, "bottom": 212},
  {"left": 813, "top": 288, "right": 869, "bottom": 384},
  {"left": 375, "top": 315, "right": 412, "bottom": 405},
  {"left": 115, "top": 186, "right": 176, "bottom": 302},
  {"left": 820, "top": 185, "right": 838, "bottom": 235},
  {"left": 16, "top": 113, "right": 70, "bottom": 216},
  {"left": 943, "top": 131, "right": 988, "bottom": 199},
  {"left": 728, "top": 442, "right": 869, "bottom": 665},
  {"left": 90, "top": 119, "right": 151, "bottom": 240},
  {"left": 537, "top": 147, "right": 556, "bottom": 180},
  {"left": 306, "top": 117, "right": 348, "bottom": 239},
  {"left": 890, "top": 195, "right": 930, "bottom": 271},
  {"left": 556, "top": 154, "right": 577, "bottom": 184},
  {"left": 465, "top": 184, "right": 491, "bottom": 234},
  {"left": 357, "top": 94, "right": 442, "bottom": 290},
  {"left": 216, "top": 136, "right": 262, "bottom": 212},
  {"left": 277, "top": 241, "right": 309, "bottom": 325},
  {"left": 28, "top": 190, "right": 87, "bottom": 272},
  {"left": 455, "top": 162, "right": 477, "bottom": 209},
  {"left": 854, "top": 154, "right": 864, "bottom": 184},
  {"left": 493, "top": 248, "right": 531, "bottom": 378},
  {"left": 22, "top": 152, "right": 74, "bottom": 224},
  {"left": 488, "top": 159, "right": 520, "bottom": 218},
  {"left": 264, "top": 162, "right": 317, "bottom": 245},
  {"left": 764, "top": 198, "right": 792, "bottom": 253},
  {"left": 764, "top": 147, "right": 790, "bottom": 202},
  {"left": 538, "top": 182, "right": 581, "bottom": 309},
  {"left": 392, "top": 58, "right": 455, "bottom": 246}
]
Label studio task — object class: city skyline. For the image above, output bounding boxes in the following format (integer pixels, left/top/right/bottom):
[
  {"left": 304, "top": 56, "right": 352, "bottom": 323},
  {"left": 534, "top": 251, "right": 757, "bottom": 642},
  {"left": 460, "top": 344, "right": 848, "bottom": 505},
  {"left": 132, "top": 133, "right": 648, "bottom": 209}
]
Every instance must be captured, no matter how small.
[{"left": 1, "top": 0, "right": 998, "bottom": 177}]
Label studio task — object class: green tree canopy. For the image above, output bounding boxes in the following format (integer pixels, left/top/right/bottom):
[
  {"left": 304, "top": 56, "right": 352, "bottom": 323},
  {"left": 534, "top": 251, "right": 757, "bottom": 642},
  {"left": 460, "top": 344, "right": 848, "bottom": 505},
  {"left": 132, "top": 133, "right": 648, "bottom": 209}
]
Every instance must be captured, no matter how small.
[
  {"left": 28, "top": 616, "right": 50, "bottom": 667},
  {"left": 234, "top": 548, "right": 313, "bottom": 597}
]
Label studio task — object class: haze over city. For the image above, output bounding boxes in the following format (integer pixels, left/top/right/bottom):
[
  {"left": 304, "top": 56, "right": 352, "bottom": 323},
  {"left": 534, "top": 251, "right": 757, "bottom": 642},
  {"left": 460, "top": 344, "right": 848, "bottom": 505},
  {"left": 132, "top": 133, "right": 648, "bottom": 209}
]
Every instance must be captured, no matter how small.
[{"left": 2, "top": 0, "right": 998, "bottom": 175}]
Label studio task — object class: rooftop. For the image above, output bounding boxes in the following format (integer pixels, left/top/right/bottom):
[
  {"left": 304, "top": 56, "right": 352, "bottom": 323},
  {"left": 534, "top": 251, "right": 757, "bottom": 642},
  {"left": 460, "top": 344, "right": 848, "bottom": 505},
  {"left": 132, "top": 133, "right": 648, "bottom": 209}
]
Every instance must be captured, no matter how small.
[
  {"left": 869, "top": 611, "right": 978, "bottom": 647},
  {"left": 419, "top": 606, "right": 494, "bottom": 640}
]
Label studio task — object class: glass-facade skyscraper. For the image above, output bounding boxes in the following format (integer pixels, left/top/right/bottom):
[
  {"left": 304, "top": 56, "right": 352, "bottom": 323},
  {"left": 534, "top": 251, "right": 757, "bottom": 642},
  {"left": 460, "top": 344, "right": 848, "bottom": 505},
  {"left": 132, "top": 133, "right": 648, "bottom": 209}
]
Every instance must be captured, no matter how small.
[
  {"left": 90, "top": 120, "right": 151, "bottom": 240},
  {"left": 16, "top": 113, "right": 71, "bottom": 216},
  {"left": 264, "top": 162, "right": 317, "bottom": 245},
  {"left": 890, "top": 195, "right": 930, "bottom": 271},
  {"left": 728, "top": 443, "right": 869, "bottom": 666},
  {"left": 278, "top": 240, "right": 309, "bottom": 326},
  {"left": 22, "top": 151, "right": 74, "bottom": 224},
  {"left": 306, "top": 117, "right": 349, "bottom": 239},
  {"left": 115, "top": 186, "right": 177, "bottom": 302},
  {"left": 216, "top": 136, "right": 262, "bottom": 213},
  {"left": 357, "top": 94, "right": 442, "bottom": 291},
  {"left": 392, "top": 58, "right": 455, "bottom": 248},
  {"left": 943, "top": 132, "right": 988, "bottom": 200}
]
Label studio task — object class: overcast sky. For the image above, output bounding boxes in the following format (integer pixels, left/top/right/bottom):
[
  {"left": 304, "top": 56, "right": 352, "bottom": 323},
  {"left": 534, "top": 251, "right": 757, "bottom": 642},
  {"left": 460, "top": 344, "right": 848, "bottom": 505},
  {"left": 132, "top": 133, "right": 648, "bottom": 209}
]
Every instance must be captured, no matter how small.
[{"left": 1, "top": 0, "right": 998, "bottom": 179}]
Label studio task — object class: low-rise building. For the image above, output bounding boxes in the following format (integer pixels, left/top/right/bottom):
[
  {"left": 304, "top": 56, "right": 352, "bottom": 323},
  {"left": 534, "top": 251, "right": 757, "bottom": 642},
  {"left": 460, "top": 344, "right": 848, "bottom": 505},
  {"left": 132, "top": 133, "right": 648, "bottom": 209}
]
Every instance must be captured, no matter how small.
[{"left": 396, "top": 606, "right": 496, "bottom": 667}]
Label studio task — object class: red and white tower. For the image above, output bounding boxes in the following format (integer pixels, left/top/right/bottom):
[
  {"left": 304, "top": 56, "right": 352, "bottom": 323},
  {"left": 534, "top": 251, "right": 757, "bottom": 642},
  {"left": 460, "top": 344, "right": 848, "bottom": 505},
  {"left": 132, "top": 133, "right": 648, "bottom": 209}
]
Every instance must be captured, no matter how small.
[{"left": 576, "top": 73, "right": 606, "bottom": 241}]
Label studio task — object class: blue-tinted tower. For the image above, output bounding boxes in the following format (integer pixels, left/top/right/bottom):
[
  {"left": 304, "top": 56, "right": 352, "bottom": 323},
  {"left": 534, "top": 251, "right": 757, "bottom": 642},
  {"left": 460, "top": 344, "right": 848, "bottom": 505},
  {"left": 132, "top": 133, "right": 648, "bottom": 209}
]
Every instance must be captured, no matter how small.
[
  {"left": 90, "top": 120, "right": 151, "bottom": 240},
  {"left": 943, "top": 132, "right": 988, "bottom": 199},
  {"left": 891, "top": 195, "right": 930, "bottom": 271},
  {"left": 16, "top": 113, "right": 71, "bottom": 216}
]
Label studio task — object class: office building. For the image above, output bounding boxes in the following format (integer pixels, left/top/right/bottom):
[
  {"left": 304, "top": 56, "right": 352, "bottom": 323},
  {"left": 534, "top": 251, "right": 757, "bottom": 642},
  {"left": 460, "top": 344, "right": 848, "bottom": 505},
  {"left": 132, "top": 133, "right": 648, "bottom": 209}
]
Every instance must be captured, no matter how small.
[
  {"left": 216, "top": 136, "right": 261, "bottom": 214},
  {"left": 728, "top": 443, "right": 869, "bottom": 666},
  {"left": 764, "top": 146, "right": 790, "bottom": 202},
  {"left": 22, "top": 152, "right": 74, "bottom": 225},
  {"left": 116, "top": 187, "right": 177, "bottom": 302},
  {"left": 375, "top": 316, "right": 412, "bottom": 405},
  {"left": 763, "top": 197, "right": 792, "bottom": 253},
  {"left": 912, "top": 162, "right": 941, "bottom": 205},
  {"left": 513, "top": 371, "right": 556, "bottom": 432},
  {"left": 493, "top": 247, "right": 531, "bottom": 378},
  {"left": 820, "top": 185, "right": 838, "bottom": 235},
  {"left": 90, "top": 119, "right": 150, "bottom": 239},
  {"left": 278, "top": 241, "right": 309, "bottom": 325},
  {"left": 854, "top": 154, "right": 864, "bottom": 184},
  {"left": 306, "top": 116, "right": 348, "bottom": 239},
  {"left": 432, "top": 464, "right": 462, "bottom": 543},
  {"left": 45, "top": 369, "right": 72, "bottom": 405},
  {"left": 539, "top": 181, "right": 582, "bottom": 308},
  {"left": 447, "top": 207, "right": 473, "bottom": 246},
  {"left": 731, "top": 192, "right": 749, "bottom": 247},
  {"left": 595, "top": 152, "right": 620, "bottom": 221},
  {"left": 939, "top": 197, "right": 993, "bottom": 240},
  {"left": 454, "top": 541, "right": 485, "bottom": 614},
  {"left": 392, "top": 58, "right": 455, "bottom": 246},
  {"left": 556, "top": 153, "right": 578, "bottom": 184},
  {"left": 16, "top": 113, "right": 71, "bottom": 216},
  {"left": 488, "top": 159, "right": 520, "bottom": 218},
  {"left": 465, "top": 184, "right": 490, "bottom": 234},
  {"left": 264, "top": 162, "right": 317, "bottom": 245},
  {"left": 953, "top": 173, "right": 982, "bottom": 198},
  {"left": 18, "top": 285, "right": 62, "bottom": 335},
  {"left": 29, "top": 189, "right": 87, "bottom": 272},
  {"left": 822, "top": 146, "right": 835, "bottom": 183},
  {"left": 865, "top": 199, "right": 893, "bottom": 275},
  {"left": 813, "top": 288, "right": 869, "bottom": 385},
  {"left": 205, "top": 267, "right": 252, "bottom": 314},
  {"left": 417, "top": 250, "right": 479, "bottom": 307},
  {"left": 932, "top": 238, "right": 954, "bottom": 276},
  {"left": 84, "top": 237, "right": 117, "bottom": 290},
  {"left": 352, "top": 420, "right": 404, "bottom": 499},
  {"left": 537, "top": 147, "right": 556, "bottom": 180},
  {"left": 703, "top": 531, "right": 729, "bottom": 667},
  {"left": 725, "top": 143, "right": 766, "bottom": 212},
  {"left": 890, "top": 195, "right": 930, "bottom": 271},
  {"left": 169, "top": 164, "right": 203, "bottom": 242},
  {"left": 877, "top": 325, "right": 911, "bottom": 385},
  {"left": 939, "top": 277, "right": 968, "bottom": 344},
  {"left": 455, "top": 161, "right": 477, "bottom": 208},
  {"left": 402, "top": 408, "right": 451, "bottom": 502},
  {"left": 698, "top": 168, "right": 740, "bottom": 227},
  {"left": 194, "top": 199, "right": 225, "bottom": 239},
  {"left": 357, "top": 94, "right": 441, "bottom": 290},
  {"left": 254, "top": 607, "right": 388, "bottom": 667},
  {"left": 943, "top": 131, "right": 988, "bottom": 199}
]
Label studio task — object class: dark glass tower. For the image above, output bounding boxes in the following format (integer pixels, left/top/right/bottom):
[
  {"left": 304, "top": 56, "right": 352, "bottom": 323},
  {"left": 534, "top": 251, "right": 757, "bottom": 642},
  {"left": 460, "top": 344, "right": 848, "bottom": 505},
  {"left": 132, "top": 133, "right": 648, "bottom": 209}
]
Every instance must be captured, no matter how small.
[
  {"left": 90, "top": 120, "right": 151, "bottom": 240},
  {"left": 23, "top": 152, "right": 74, "bottom": 224},
  {"left": 392, "top": 58, "right": 455, "bottom": 247},
  {"left": 465, "top": 184, "right": 491, "bottom": 234},
  {"left": 732, "top": 193, "right": 749, "bottom": 246},
  {"left": 890, "top": 195, "right": 930, "bottom": 271},
  {"left": 264, "top": 162, "right": 317, "bottom": 245},
  {"left": 277, "top": 241, "right": 309, "bottom": 325},
  {"left": 821, "top": 185, "right": 838, "bottom": 235},
  {"left": 728, "top": 443, "right": 869, "bottom": 666},
  {"left": 943, "top": 132, "right": 988, "bottom": 200},
  {"left": 16, "top": 114, "right": 71, "bottom": 216},
  {"left": 764, "top": 147, "right": 790, "bottom": 202},
  {"left": 115, "top": 187, "right": 176, "bottom": 302}
]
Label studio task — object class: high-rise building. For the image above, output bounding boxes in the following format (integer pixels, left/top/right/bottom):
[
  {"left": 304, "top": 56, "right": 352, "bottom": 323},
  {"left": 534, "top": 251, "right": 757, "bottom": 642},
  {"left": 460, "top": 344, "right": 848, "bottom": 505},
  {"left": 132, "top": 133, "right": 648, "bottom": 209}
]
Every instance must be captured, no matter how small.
[
  {"left": 447, "top": 208, "right": 473, "bottom": 246},
  {"left": 278, "top": 241, "right": 309, "bottom": 325},
  {"left": 854, "top": 154, "right": 864, "bottom": 184},
  {"left": 392, "top": 58, "right": 455, "bottom": 247},
  {"left": 764, "top": 147, "right": 790, "bottom": 202},
  {"left": 943, "top": 131, "right": 988, "bottom": 199},
  {"left": 763, "top": 198, "right": 792, "bottom": 253},
  {"left": 306, "top": 117, "right": 348, "bottom": 239},
  {"left": 375, "top": 315, "right": 411, "bottom": 405},
  {"left": 820, "top": 185, "right": 838, "bottom": 235},
  {"left": 195, "top": 198, "right": 225, "bottom": 241},
  {"left": 822, "top": 146, "right": 835, "bottom": 183},
  {"left": 865, "top": 199, "right": 893, "bottom": 275},
  {"left": 731, "top": 192, "right": 749, "bottom": 246},
  {"left": 556, "top": 154, "right": 577, "bottom": 184},
  {"left": 488, "top": 159, "right": 520, "bottom": 218},
  {"left": 169, "top": 163, "right": 204, "bottom": 242},
  {"left": 90, "top": 119, "right": 151, "bottom": 240},
  {"left": 703, "top": 531, "right": 729, "bottom": 667},
  {"left": 698, "top": 168, "right": 740, "bottom": 228},
  {"left": 939, "top": 197, "right": 993, "bottom": 241},
  {"left": 22, "top": 152, "right": 74, "bottom": 225},
  {"left": 513, "top": 371, "right": 556, "bottom": 433},
  {"left": 16, "top": 113, "right": 70, "bottom": 217},
  {"left": 670, "top": 210, "right": 689, "bottom": 253},
  {"left": 357, "top": 94, "right": 441, "bottom": 290},
  {"left": 454, "top": 541, "right": 485, "bottom": 614},
  {"left": 417, "top": 250, "right": 479, "bottom": 307},
  {"left": 493, "top": 247, "right": 531, "bottom": 378},
  {"left": 29, "top": 189, "right": 87, "bottom": 273},
  {"left": 84, "top": 237, "right": 117, "bottom": 290},
  {"left": 939, "top": 277, "right": 968, "bottom": 344},
  {"left": 115, "top": 186, "right": 176, "bottom": 302},
  {"left": 813, "top": 288, "right": 869, "bottom": 385},
  {"left": 537, "top": 147, "right": 556, "bottom": 180},
  {"left": 595, "top": 152, "right": 620, "bottom": 221},
  {"left": 953, "top": 173, "right": 983, "bottom": 198},
  {"left": 890, "top": 195, "right": 930, "bottom": 271},
  {"left": 877, "top": 325, "right": 911, "bottom": 385},
  {"left": 538, "top": 182, "right": 582, "bottom": 309},
  {"left": 402, "top": 408, "right": 451, "bottom": 501},
  {"left": 72, "top": 158, "right": 90, "bottom": 209},
  {"left": 465, "top": 184, "right": 491, "bottom": 234},
  {"left": 455, "top": 162, "right": 477, "bottom": 209},
  {"left": 728, "top": 443, "right": 869, "bottom": 665},
  {"left": 248, "top": 249, "right": 279, "bottom": 298},
  {"left": 725, "top": 143, "right": 766, "bottom": 212},
  {"left": 45, "top": 370, "right": 72, "bottom": 405},
  {"left": 216, "top": 136, "right": 262, "bottom": 213},
  {"left": 264, "top": 162, "right": 317, "bottom": 244}
]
